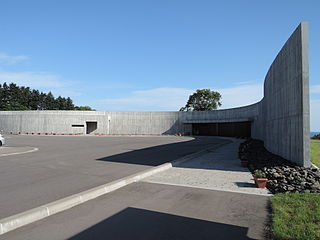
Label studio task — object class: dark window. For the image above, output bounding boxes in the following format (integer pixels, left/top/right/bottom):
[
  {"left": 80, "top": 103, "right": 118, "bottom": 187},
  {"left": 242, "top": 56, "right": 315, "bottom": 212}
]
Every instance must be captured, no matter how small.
[
  {"left": 192, "top": 122, "right": 251, "bottom": 137},
  {"left": 72, "top": 124, "right": 84, "bottom": 127}
]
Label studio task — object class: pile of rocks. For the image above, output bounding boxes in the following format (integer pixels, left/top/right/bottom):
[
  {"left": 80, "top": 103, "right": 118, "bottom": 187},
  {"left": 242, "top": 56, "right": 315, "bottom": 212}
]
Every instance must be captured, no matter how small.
[{"left": 239, "top": 139, "right": 320, "bottom": 194}]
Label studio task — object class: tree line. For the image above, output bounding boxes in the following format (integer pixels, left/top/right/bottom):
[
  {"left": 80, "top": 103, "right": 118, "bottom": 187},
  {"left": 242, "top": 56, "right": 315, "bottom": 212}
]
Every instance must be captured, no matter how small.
[
  {"left": 0, "top": 82, "right": 94, "bottom": 111},
  {"left": 312, "top": 134, "right": 320, "bottom": 140}
]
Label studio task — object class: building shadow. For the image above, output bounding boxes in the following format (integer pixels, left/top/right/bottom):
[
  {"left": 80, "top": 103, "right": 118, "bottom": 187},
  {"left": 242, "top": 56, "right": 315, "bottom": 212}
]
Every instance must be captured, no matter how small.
[
  {"left": 96, "top": 136, "right": 230, "bottom": 167},
  {"left": 173, "top": 156, "right": 251, "bottom": 172},
  {"left": 174, "top": 157, "right": 251, "bottom": 172},
  {"left": 68, "top": 207, "right": 255, "bottom": 240}
]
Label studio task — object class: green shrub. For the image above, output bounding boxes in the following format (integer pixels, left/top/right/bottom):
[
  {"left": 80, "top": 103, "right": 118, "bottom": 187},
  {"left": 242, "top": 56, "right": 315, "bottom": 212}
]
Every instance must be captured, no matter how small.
[
  {"left": 254, "top": 169, "right": 266, "bottom": 178},
  {"left": 311, "top": 134, "right": 320, "bottom": 140}
]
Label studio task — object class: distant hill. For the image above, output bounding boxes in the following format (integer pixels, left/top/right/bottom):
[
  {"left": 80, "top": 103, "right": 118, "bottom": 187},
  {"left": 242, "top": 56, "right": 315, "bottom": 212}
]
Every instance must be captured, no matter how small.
[{"left": 311, "top": 132, "right": 320, "bottom": 138}]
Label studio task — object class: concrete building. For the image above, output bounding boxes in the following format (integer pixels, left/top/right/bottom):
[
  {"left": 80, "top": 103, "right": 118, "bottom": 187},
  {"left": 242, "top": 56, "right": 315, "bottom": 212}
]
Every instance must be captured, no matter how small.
[{"left": 0, "top": 23, "right": 310, "bottom": 167}]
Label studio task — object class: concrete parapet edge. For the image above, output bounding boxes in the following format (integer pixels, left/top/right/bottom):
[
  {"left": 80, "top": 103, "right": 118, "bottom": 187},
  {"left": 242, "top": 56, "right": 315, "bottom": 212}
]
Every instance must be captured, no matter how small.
[
  {"left": 4, "top": 132, "right": 187, "bottom": 137},
  {"left": 0, "top": 140, "right": 231, "bottom": 235}
]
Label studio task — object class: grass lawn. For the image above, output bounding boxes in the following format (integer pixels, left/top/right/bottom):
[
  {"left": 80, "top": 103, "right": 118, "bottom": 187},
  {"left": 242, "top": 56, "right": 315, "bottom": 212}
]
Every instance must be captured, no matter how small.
[
  {"left": 271, "top": 193, "right": 320, "bottom": 240},
  {"left": 311, "top": 139, "right": 320, "bottom": 167}
]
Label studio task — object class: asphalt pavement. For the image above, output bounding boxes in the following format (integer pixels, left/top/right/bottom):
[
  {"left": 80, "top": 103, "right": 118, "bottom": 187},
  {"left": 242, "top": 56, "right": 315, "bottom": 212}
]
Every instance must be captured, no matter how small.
[
  {"left": 0, "top": 135, "right": 226, "bottom": 219},
  {"left": 0, "top": 182, "right": 269, "bottom": 240}
]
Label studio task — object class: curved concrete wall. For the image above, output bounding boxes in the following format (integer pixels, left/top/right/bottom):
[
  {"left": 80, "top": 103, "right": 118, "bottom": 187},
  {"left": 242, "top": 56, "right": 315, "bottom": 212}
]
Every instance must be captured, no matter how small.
[
  {"left": 0, "top": 23, "right": 310, "bottom": 166},
  {"left": 255, "top": 22, "right": 310, "bottom": 167}
]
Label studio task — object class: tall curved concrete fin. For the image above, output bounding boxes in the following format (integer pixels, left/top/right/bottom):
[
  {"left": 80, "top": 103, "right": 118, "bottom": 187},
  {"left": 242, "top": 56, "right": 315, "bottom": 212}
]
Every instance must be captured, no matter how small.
[{"left": 260, "top": 22, "right": 310, "bottom": 167}]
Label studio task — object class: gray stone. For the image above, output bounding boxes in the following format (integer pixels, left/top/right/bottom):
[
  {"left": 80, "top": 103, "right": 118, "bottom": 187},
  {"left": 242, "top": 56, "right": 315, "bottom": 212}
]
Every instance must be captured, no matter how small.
[{"left": 273, "top": 173, "right": 281, "bottom": 178}]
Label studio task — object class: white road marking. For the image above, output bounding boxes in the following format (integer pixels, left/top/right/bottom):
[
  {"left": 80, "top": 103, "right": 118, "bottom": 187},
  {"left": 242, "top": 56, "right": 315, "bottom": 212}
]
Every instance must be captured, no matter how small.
[{"left": 0, "top": 147, "right": 39, "bottom": 157}]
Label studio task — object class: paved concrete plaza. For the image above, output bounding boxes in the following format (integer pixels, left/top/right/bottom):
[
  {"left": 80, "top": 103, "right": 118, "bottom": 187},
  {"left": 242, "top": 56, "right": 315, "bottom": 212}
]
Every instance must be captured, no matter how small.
[
  {"left": 0, "top": 182, "right": 269, "bottom": 240},
  {"left": 144, "top": 139, "right": 271, "bottom": 195},
  {"left": 0, "top": 135, "right": 226, "bottom": 218}
]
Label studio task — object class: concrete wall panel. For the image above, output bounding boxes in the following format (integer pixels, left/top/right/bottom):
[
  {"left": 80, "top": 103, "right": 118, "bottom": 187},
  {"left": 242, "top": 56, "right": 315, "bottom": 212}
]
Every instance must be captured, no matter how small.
[{"left": 258, "top": 22, "right": 310, "bottom": 166}]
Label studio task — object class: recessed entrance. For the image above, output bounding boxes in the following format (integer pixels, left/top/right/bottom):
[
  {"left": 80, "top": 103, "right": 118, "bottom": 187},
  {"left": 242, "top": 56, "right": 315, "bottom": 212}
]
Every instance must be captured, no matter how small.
[
  {"left": 86, "top": 121, "right": 97, "bottom": 134},
  {"left": 192, "top": 122, "right": 251, "bottom": 137}
]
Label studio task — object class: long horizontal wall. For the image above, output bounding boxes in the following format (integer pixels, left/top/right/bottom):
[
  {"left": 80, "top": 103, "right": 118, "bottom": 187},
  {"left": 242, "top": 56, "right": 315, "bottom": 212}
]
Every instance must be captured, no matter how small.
[
  {"left": 0, "top": 103, "right": 259, "bottom": 136},
  {"left": 0, "top": 111, "right": 184, "bottom": 135},
  {"left": 0, "top": 23, "right": 310, "bottom": 166}
]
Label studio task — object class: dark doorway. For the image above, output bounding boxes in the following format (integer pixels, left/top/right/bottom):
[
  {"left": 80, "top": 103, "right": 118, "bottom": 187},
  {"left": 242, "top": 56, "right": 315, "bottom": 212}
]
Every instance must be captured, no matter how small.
[
  {"left": 192, "top": 122, "right": 251, "bottom": 137},
  {"left": 86, "top": 121, "right": 97, "bottom": 134}
]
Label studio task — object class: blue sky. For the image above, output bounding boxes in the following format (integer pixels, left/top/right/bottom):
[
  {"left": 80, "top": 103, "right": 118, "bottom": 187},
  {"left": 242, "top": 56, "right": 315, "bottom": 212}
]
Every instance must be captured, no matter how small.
[{"left": 0, "top": 0, "right": 319, "bottom": 131}]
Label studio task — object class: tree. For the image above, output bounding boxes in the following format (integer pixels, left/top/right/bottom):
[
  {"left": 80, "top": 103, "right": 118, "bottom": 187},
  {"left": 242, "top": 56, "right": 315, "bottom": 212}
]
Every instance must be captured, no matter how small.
[
  {"left": 180, "top": 89, "right": 222, "bottom": 111},
  {"left": 44, "top": 92, "right": 55, "bottom": 110},
  {"left": 311, "top": 134, "right": 320, "bottom": 140},
  {"left": 30, "top": 89, "right": 41, "bottom": 110},
  {"left": 74, "top": 106, "right": 95, "bottom": 111},
  {"left": 0, "top": 82, "right": 93, "bottom": 111},
  {"left": 54, "top": 96, "right": 65, "bottom": 110},
  {"left": 65, "top": 97, "right": 75, "bottom": 110}
]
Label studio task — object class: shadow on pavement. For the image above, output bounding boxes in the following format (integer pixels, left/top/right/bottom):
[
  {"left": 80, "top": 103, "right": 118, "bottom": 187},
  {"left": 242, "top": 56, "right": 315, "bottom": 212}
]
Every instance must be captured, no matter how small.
[
  {"left": 176, "top": 160, "right": 250, "bottom": 172},
  {"left": 96, "top": 137, "right": 229, "bottom": 167},
  {"left": 172, "top": 139, "right": 254, "bottom": 173},
  {"left": 68, "top": 207, "right": 255, "bottom": 240}
]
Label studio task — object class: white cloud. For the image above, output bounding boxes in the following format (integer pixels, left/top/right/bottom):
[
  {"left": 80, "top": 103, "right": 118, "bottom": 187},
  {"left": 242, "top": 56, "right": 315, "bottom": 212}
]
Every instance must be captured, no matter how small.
[
  {"left": 51, "top": 89, "right": 82, "bottom": 97},
  {"left": 98, "top": 83, "right": 264, "bottom": 111},
  {"left": 217, "top": 84, "right": 263, "bottom": 109},
  {"left": 311, "top": 85, "right": 320, "bottom": 94},
  {"left": 235, "top": 81, "right": 257, "bottom": 85},
  {"left": 0, "top": 71, "right": 68, "bottom": 88},
  {"left": 0, "top": 53, "right": 28, "bottom": 65},
  {"left": 99, "top": 87, "right": 193, "bottom": 111},
  {"left": 0, "top": 70, "right": 81, "bottom": 98}
]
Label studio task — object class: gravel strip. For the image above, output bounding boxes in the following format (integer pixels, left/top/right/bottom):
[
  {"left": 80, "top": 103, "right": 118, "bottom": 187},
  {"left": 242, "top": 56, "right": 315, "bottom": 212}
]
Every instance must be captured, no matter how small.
[{"left": 144, "top": 139, "right": 271, "bottom": 195}]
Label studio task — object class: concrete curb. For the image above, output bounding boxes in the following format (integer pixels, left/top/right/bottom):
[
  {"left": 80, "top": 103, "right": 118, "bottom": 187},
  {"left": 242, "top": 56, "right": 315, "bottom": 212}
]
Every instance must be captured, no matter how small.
[{"left": 0, "top": 140, "right": 231, "bottom": 235}]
